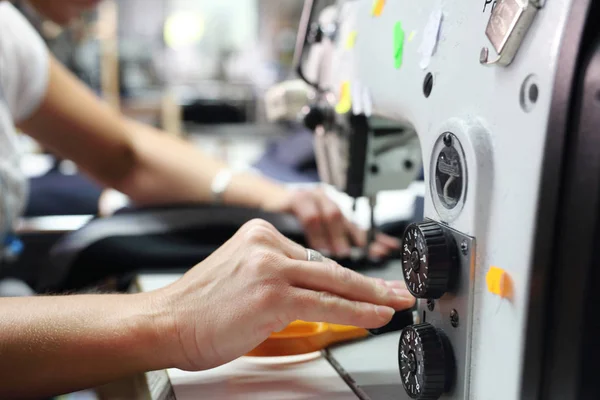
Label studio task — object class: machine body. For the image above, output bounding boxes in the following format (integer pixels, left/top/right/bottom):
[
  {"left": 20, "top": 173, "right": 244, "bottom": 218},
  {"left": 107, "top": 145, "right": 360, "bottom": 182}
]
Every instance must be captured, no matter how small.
[{"left": 298, "top": 0, "right": 595, "bottom": 399}]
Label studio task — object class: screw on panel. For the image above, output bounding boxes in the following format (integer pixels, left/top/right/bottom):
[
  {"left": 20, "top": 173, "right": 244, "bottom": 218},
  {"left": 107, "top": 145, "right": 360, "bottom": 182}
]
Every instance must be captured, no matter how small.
[
  {"left": 423, "top": 72, "right": 433, "bottom": 98},
  {"left": 460, "top": 240, "right": 468, "bottom": 255},
  {"left": 370, "top": 164, "right": 380, "bottom": 174},
  {"left": 450, "top": 309, "right": 459, "bottom": 328},
  {"left": 404, "top": 160, "right": 414, "bottom": 170},
  {"left": 443, "top": 133, "right": 453, "bottom": 147},
  {"left": 427, "top": 299, "right": 435, "bottom": 312}
]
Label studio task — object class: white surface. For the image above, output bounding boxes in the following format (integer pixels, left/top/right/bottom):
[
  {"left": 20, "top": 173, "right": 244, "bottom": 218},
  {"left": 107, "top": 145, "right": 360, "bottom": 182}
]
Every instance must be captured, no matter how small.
[{"left": 137, "top": 274, "right": 358, "bottom": 400}]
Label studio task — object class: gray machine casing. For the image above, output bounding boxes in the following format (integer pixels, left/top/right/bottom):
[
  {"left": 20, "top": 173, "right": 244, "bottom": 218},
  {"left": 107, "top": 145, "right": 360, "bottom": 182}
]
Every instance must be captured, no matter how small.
[{"left": 305, "top": 0, "right": 577, "bottom": 399}]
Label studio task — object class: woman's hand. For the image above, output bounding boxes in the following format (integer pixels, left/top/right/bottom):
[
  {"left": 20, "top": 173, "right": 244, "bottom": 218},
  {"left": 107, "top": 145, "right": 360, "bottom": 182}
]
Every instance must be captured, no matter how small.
[
  {"left": 261, "top": 187, "right": 400, "bottom": 259},
  {"left": 154, "top": 219, "right": 415, "bottom": 372}
]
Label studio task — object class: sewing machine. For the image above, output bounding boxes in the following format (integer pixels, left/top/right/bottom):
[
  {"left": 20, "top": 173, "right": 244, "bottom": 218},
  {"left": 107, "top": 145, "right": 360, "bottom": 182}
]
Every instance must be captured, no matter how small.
[
  {"left": 297, "top": 1, "right": 423, "bottom": 245},
  {"left": 294, "top": 0, "right": 600, "bottom": 399}
]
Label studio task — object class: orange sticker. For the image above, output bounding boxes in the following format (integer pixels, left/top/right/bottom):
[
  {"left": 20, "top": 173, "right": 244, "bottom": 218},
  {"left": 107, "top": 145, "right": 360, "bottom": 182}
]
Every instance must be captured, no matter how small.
[
  {"left": 372, "top": 0, "right": 386, "bottom": 17},
  {"left": 486, "top": 266, "right": 513, "bottom": 299}
]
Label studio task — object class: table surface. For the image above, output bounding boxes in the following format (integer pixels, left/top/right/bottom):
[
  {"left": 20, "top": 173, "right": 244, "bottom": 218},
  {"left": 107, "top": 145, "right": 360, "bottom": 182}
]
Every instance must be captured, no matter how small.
[{"left": 137, "top": 274, "right": 361, "bottom": 400}]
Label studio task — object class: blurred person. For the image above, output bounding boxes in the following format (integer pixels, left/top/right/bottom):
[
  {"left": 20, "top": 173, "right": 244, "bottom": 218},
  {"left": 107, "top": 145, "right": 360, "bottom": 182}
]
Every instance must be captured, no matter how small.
[{"left": 0, "top": 1, "right": 413, "bottom": 398}]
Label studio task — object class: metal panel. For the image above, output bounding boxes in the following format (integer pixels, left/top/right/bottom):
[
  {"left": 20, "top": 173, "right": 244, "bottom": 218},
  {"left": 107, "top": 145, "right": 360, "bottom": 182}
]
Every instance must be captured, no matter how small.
[
  {"left": 327, "top": 227, "right": 474, "bottom": 400},
  {"left": 419, "top": 226, "right": 475, "bottom": 400},
  {"left": 314, "top": 1, "right": 577, "bottom": 398}
]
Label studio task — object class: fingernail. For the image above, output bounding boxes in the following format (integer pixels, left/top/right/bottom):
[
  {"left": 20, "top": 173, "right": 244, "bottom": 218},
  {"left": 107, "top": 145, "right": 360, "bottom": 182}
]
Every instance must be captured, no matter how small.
[
  {"left": 385, "top": 280, "right": 407, "bottom": 288},
  {"left": 393, "top": 288, "right": 410, "bottom": 296},
  {"left": 375, "top": 305, "right": 395, "bottom": 319}
]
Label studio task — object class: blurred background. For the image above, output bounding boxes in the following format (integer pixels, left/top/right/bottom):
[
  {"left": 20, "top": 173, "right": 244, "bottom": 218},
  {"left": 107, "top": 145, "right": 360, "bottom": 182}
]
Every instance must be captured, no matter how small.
[{"left": 14, "top": 0, "right": 337, "bottom": 218}]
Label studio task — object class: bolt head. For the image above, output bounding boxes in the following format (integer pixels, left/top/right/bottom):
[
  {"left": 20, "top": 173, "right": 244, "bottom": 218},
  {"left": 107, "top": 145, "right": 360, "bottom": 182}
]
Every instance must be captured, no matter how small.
[
  {"left": 460, "top": 241, "right": 468, "bottom": 255},
  {"left": 427, "top": 299, "right": 435, "bottom": 312},
  {"left": 450, "top": 309, "right": 459, "bottom": 327}
]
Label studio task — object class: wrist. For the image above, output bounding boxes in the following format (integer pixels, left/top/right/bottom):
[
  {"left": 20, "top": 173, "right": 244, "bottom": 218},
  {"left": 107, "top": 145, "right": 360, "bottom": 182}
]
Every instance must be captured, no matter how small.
[
  {"left": 131, "top": 291, "right": 179, "bottom": 370},
  {"left": 256, "top": 182, "right": 291, "bottom": 212},
  {"left": 223, "top": 170, "right": 290, "bottom": 211}
]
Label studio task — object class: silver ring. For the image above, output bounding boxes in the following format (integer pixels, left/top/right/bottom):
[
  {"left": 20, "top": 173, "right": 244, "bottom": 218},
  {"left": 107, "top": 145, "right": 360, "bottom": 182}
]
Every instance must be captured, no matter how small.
[{"left": 306, "top": 248, "right": 324, "bottom": 262}]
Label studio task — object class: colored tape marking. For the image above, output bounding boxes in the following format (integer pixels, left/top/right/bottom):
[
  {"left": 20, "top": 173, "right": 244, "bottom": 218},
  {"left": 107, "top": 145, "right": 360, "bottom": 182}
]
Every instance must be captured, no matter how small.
[
  {"left": 335, "top": 81, "right": 352, "bottom": 114},
  {"left": 394, "top": 22, "right": 405, "bottom": 69},
  {"left": 372, "top": 0, "right": 386, "bottom": 17}
]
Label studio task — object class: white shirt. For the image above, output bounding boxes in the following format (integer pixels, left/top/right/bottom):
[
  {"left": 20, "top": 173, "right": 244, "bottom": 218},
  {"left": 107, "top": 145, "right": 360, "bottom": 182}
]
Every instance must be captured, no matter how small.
[{"left": 0, "top": 3, "right": 49, "bottom": 236}]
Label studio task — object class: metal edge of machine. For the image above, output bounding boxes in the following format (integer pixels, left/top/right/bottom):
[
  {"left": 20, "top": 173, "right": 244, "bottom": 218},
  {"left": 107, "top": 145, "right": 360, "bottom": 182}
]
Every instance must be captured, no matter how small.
[
  {"left": 521, "top": 0, "right": 595, "bottom": 399},
  {"left": 420, "top": 223, "right": 476, "bottom": 400}
]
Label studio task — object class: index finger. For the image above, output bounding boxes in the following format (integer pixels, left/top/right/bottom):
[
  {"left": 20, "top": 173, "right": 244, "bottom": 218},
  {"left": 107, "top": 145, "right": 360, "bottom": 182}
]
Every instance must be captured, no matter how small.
[{"left": 283, "top": 258, "right": 415, "bottom": 311}]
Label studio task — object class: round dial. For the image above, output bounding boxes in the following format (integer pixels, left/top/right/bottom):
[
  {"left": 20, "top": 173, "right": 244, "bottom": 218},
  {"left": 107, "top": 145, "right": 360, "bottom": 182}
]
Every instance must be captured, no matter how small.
[
  {"left": 401, "top": 222, "right": 456, "bottom": 299},
  {"left": 399, "top": 323, "right": 453, "bottom": 400}
]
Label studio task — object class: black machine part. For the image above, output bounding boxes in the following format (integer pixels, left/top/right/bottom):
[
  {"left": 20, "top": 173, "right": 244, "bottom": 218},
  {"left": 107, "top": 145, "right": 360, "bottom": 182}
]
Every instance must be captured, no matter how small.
[
  {"left": 401, "top": 222, "right": 458, "bottom": 299},
  {"left": 398, "top": 323, "right": 455, "bottom": 400},
  {"left": 526, "top": 1, "right": 600, "bottom": 399}
]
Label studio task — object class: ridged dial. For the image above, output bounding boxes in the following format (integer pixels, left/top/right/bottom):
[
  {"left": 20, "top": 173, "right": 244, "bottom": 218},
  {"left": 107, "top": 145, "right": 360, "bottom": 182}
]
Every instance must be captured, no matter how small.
[{"left": 401, "top": 222, "right": 456, "bottom": 299}]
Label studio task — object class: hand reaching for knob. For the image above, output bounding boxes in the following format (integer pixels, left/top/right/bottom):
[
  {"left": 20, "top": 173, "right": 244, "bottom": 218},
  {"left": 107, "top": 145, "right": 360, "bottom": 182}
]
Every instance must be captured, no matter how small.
[{"left": 153, "top": 219, "right": 415, "bottom": 371}]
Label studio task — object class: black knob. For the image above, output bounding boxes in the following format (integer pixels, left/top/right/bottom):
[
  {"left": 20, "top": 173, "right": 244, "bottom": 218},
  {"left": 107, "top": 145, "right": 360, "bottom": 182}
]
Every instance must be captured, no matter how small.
[
  {"left": 398, "top": 323, "right": 454, "bottom": 400},
  {"left": 368, "top": 308, "right": 414, "bottom": 336},
  {"left": 401, "top": 222, "right": 457, "bottom": 299}
]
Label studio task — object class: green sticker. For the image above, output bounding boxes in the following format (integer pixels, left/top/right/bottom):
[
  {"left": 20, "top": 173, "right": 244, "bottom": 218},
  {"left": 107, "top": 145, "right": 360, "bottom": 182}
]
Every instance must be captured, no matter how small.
[{"left": 394, "top": 21, "right": 405, "bottom": 69}]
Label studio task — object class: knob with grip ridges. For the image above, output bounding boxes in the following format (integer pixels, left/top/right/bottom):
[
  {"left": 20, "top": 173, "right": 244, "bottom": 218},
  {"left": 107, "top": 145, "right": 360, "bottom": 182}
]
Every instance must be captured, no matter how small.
[{"left": 401, "top": 222, "right": 457, "bottom": 299}]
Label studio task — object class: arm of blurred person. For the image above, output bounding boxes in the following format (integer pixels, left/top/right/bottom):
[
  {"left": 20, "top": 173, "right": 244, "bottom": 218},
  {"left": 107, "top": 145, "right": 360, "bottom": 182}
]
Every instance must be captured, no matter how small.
[
  {"left": 18, "top": 55, "right": 400, "bottom": 258},
  {"left": 0, "top": 220, "right": 414, "bottom": 399}
]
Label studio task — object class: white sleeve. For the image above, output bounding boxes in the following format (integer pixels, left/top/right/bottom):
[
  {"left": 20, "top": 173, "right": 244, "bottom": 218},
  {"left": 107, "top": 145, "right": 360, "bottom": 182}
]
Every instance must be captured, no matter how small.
[{"left": 0, "top": 3, "right": 49, "bottom": 123}]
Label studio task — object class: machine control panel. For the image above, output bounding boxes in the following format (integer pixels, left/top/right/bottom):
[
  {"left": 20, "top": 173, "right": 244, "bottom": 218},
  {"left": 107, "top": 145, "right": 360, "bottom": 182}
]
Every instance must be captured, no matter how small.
[
  {"left": 399, "top": 223, "right": 475, "bottom": 400},
  {"left": 399, "top": 220, "right": 466, "bottom": 400}
]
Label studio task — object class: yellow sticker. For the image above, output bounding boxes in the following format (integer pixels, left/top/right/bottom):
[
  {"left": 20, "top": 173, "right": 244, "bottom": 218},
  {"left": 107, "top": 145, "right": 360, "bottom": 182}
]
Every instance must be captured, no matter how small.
[
  {"left": 335, "top": 81, "right": 352, "bottom": 114},
  {"left": 371, "top": 0, "right": 386, "bottom": 17},
  {"left": 408, "top": 31, "right": 416, "bottom": 42},
  {"left": 345, "top": 31, "right": 358, "bottom": 49}
]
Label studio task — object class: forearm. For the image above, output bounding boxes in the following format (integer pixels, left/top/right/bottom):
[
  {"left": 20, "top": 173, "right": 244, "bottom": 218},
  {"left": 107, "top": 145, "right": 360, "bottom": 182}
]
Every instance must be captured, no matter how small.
[
  {"left": 0, "top": 292, "right": 170, "bottom": 399},
  {"left": 116, "top": 118, "right": 288, "bottom": 209},
  {"left": 18, "top": 55, "right": 287, "bottom": 211}
]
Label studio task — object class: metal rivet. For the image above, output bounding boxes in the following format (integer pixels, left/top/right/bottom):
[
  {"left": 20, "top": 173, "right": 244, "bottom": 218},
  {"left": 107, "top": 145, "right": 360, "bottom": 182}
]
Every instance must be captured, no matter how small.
[
  {"left": 450, "top": 309, "right": 459, "bottom": 327},
  {"left": 404, "top": 160, "right": 414, "bottom": 170},
  {"left": 460, "top": 240, "right": 468, "bottom": 255},
  {"left": 427, "top": 299, "right": 435, "bottom": 312}
]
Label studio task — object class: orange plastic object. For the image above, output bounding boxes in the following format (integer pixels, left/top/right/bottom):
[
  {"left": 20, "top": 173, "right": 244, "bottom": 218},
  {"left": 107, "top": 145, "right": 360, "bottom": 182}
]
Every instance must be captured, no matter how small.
[
  {"left": 486, "top": 266, "right": 513, "bottom": 299},
  {"left": 372, "top": 0, "right": 386, "bottom": 16},
  {"left": 246, "top": 321, "right": 369, "bottom": 357}
]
